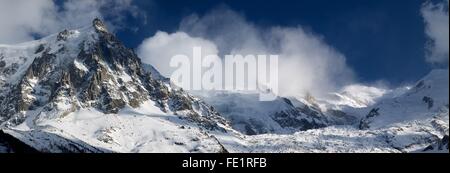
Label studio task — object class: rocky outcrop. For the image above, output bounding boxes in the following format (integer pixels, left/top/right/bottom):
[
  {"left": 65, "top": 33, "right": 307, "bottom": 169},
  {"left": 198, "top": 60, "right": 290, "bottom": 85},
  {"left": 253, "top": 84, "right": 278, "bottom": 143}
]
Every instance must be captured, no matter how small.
[
  {"left": 359, "top": 108, "right": 380, "bottom": 130},
  {"left": 0, "top": 130, "right": 39, "bottom": 153},
  {"left": 423, "top": 135, "right": 449, "bottom": 152},
  {"left": 271, "top": 104, "right": 329, "bottom": 131},
  {"left": 0, "top": 130, "right": 109, "bottom": 153}
]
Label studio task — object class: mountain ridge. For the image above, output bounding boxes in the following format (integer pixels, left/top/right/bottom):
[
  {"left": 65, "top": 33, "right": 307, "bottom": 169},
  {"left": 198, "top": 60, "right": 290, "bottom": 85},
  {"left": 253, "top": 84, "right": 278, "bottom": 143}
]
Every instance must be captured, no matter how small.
[
  {"left": 0, "top": 19, "right": 448, "bottom": 153},
  {"left": 0, "top": 19, "right": 232, "bottom": 152}
]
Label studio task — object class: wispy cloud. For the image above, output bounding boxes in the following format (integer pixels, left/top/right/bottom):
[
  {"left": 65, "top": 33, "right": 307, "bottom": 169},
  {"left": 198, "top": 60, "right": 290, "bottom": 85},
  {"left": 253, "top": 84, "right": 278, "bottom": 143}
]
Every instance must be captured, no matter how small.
[
  {"left": 0, "top": 0, "right": 145, "bottom": 44},
  {"left": 421, "top": 0, "right": 449, "bottom": 65},
  {"left": 0, "top": 0, "right": 56, "bottom": 44}
]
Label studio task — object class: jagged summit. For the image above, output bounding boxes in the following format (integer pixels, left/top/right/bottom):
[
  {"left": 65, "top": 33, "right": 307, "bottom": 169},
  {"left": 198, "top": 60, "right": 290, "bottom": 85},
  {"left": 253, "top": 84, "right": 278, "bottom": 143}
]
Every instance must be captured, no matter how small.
[
  {"left": 0, "top": 19, "right": 228, "bottom": 130},
  {"left": 92, "top": 18, "right": 108, "bottom": 33},
  {"left": 0, "top": 18, "right": 234, "bottom": 152}
]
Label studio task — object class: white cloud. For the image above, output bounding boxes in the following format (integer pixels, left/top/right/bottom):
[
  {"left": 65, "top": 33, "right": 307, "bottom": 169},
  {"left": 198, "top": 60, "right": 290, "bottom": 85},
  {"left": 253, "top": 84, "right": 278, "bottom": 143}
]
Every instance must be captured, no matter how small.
[
  {"left": 0, "top": 0, "right": 58, "bottom": 44},
  {"left": 179, "top": 8, "right": 266, "bottom": 56},
  {"left": 138, "top": 7, "right": 355, "bottom": 98},
  {"left": 187, "top": 8, "right": 355, "bottom": 98},
  {"left": 137, "top": 31, "right": 219, "bottom": 77},
  {"left": 0, "top": 0, "right": 144, "bottom": 44},
  {"left": 270, "top": 27, "right": 355, "bottom": 98},
  {"left": 421, "top": 0, "right": 449, "bottom": 65}
]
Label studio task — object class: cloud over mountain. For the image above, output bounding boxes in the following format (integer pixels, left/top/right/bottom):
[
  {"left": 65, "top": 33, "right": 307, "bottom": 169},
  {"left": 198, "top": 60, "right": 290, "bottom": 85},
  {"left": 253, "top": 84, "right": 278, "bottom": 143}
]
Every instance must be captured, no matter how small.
[
  {"left": 138, "top": 7, "right": 355, "bottom": 98},
  {"left": 0, "top": 0, "right": 144, "bottom": 44}
]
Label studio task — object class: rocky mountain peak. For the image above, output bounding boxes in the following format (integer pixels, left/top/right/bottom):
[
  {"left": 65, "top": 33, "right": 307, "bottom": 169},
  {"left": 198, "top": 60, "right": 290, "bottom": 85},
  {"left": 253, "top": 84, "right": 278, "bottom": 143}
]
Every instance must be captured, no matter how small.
[
  {"left": 57, "top": 29, "right": 74, "bottom": 41},
  {"left": 93, "top": 18, "right": 108, "bottom": 33},
  {"left": 0, "top": 22, "right": 229, "bottom": 132}
]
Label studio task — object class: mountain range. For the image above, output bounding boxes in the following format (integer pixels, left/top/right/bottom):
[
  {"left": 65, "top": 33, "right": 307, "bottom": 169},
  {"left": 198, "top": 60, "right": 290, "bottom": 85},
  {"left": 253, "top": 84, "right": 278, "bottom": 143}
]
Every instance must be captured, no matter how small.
[{"left": 0, "top": 19, "right": 448, "bottom": 153}]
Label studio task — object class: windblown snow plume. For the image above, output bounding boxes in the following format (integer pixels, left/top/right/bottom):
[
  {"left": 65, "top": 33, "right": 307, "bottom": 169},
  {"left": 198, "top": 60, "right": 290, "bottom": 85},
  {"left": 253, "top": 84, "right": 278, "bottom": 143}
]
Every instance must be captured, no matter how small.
[{"left": 138, "top": 7, "right": 355, "bottom": 98}]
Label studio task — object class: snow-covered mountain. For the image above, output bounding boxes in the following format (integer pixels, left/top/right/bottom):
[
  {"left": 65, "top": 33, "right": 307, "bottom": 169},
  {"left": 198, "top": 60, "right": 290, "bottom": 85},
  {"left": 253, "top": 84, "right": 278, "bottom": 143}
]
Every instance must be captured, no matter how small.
[
  {"left": 190, "top": 72, "right": 448, "bottom": 153},
  {"left": 215, "top": 68, "right": 449, "bottom": 153},
  {"left": 359, "top": 69, "right": 449, "bottom": 130},
  {"left": 320, "top": 84, "right": 392, "bottom": 109},
  {"left": 189, "top": 90, "right": 364, "bottom": 135},
  {"left": 0, "top": 19, "right": 448, "bottom": 153},
  {"left": 0, "top": 19, "right": 231, "bottom": 153},
  {"left": 190, "top": 91, "right": 331, "bottom": 135}
]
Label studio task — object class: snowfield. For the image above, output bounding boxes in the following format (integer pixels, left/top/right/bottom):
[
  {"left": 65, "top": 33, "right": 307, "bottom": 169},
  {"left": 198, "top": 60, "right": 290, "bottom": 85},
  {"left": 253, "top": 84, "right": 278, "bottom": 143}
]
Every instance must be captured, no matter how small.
[
  {"left": 234, "top": 107, "right": 448, "bottom": 153},
  {"left": 6, "top": 101, "right": 226, "bottom": 153}
]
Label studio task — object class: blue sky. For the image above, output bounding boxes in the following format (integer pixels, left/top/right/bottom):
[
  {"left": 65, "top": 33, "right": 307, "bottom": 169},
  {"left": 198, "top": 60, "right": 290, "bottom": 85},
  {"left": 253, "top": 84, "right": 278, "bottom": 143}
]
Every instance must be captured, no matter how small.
[{"left": 113, "top": 0, "right": 436, "bottom": 86}]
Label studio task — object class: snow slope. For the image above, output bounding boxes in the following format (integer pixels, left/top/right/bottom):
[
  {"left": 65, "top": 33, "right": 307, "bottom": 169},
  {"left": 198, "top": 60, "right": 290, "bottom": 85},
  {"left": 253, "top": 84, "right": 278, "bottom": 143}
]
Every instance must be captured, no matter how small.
[
  {"left": 6, "top": 100, "right": 226, "bottom": 153},
  {"left": 360, "top": 69, "right": 449, "bottom": 130},
  {"left": 190, "top": 90, "right": 333, "bottom": 135},
  {"left": 323, "top": 84, "right": 389, "bottom": 109},
  {"left": 211, "top": 70, "right": 449, "bottom": 153},
  {"left": 218, "top": 105, "right": 449, "bottom": 153}
]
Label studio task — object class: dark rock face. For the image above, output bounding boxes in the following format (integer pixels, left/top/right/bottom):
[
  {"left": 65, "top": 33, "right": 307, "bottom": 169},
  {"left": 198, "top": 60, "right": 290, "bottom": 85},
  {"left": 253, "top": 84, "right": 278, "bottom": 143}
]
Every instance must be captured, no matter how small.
[
  {"left": 423, "top": 96, "right": 434, "bottom": 109},
  {"left": 326, "top": 109, "right": 358, "bottom": 125},
  {"left": 423, "top": 135, "right": 449, "bottom": 152},
  {"left": 271, "top": 99, "right": 336, "bottom": 133},
  {"left": 0, "top": 130, "right": 39, "bottom": 153},
  {"left": 0, "top": 130, "right": 109, "bottom": 153},
  {"left": 57, "top": 30, "right": 73, "bottom": 41},
  {"left": 271, "top": 106, "right": 328, "bottom": 131},
  {"left": 169, "top": 90, "right": 194, "bottom": 111},
  {"left": 444, "top": 135, "right": 449, "bottom": 150},
  {"left": 34, "top": 44, "right": 45, "bottom": 54},
  {"left": 0, "top": 19, "right": 229, "bottom": 132},
  {"left": 93, "top": 18, "right": 109, "bottom": 33},
  {"left": 443, "top": 135, "right": 449, "bottom": 150},
  {"left": 359, "top": 108, "right": 380, "bottom": 130},
  {"left": 0, "top": 60, "right": 5, "bottom": 68}
]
